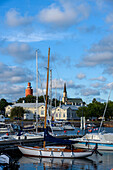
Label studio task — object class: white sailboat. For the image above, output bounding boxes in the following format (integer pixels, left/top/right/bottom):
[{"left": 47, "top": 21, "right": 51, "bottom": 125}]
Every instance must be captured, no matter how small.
[
  {"left": 18, "top": 48, "right": 98, "bottom": 158},
  {"left": 72, "top": 88, "right": 113, "bottom": 151}
]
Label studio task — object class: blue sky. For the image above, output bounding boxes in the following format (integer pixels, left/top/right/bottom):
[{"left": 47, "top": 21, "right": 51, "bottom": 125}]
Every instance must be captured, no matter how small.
[{"left": 0, "top": 0, "right": 113, "bottom": 103}]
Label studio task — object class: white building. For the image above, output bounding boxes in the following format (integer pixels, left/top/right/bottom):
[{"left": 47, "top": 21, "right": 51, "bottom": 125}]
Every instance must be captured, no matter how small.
[{"left": 52, "top": 105, "right": 79, "bottom": 121}]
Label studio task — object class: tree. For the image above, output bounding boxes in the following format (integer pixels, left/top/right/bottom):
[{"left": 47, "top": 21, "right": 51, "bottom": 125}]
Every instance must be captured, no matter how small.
[
  {"left": 0, "top": 98, "right": 9, "bottom": 115},
  {"left": 52, "top": 98, "right": 61, "bottom": 107},
  {"left": 87, "top": 101, "right": 104, "bottom": 118},
  {"left": 76, "top": 106, "right": 88, "bottom": 118},
  {"left": 10, "top": 106, "right": 25, "bottom": 118},
  {"left": 105, "top": 101, "right": 113, "bottom": 119},
  {"left": 17, "top": 95, "right": 45, "bottom": 103}
]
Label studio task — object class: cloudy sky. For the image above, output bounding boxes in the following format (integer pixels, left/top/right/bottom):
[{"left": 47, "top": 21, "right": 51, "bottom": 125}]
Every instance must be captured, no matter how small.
[{"left": 0, "top": 0, "right": 113, "bottom": 103}]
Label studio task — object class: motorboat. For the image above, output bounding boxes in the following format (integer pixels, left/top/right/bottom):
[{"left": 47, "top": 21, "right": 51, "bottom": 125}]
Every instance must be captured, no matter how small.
[
  {"left": 18, "top": 48, "right": 99, "bottom": 159},
  {"left": 62, "top": 125, "right": 75, "bottom": 130},
  {"left": 0, "top": 153, "right": 10, "bottom": 165},
  {"left": 14, "top": 132, "right": 44, "bottom": 140},
  {"left": 0, "top": 134, "right": 16, "bottom": 141},
  {"left": 0, "top": 153, "right": 19, "bottom": 169},
  {"left": 0, "top": 123, "right": 10, "bottom": 133},
  {"left": 72, "top": 132, "right": 113, "bottom": 151},
  {"left": 50, "top": 125, "right": 64, "bottom": 131}
]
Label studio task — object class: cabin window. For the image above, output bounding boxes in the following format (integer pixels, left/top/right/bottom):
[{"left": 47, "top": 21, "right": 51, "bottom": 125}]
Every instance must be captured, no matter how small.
[
  {"left": 56, "top": 114, "right": 58, "bottom": 117},
  {"left": 59, "top": 113, "right": 61, "bottom": 118}
]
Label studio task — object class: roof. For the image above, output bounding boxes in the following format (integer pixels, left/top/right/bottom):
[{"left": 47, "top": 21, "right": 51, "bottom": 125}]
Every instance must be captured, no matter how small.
[
  {"left": 56, "top": 105, "right": 78, "bottom": 110},
  {"left": 12, "top": 103, "right": 45, "bottom": 108},
  {"left": 67, "top": 98, "right": 82, "bottom": 103}
]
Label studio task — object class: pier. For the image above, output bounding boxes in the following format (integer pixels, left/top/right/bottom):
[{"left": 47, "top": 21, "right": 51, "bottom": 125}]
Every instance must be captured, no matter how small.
[{"left": 0, "top": 134, "right": 82, "bottom": 154}]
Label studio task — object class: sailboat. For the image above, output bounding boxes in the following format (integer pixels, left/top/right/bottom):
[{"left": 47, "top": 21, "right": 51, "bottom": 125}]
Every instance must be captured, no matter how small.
[
  {"left": 71, "top": 88, "right": 113, "bottom": 151},
  {"left": 18, "top": 48, "right": 98, "bottom": 158}
]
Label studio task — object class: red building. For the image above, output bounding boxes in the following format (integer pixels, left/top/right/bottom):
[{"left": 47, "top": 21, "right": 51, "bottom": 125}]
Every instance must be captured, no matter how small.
[{"left": 25, "top": 82, "right": 33, "bottom": 97}]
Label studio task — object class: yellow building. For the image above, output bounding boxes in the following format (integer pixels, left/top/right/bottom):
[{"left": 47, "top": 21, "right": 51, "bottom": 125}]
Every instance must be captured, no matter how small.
[
  {"left": 5, "top": 103, "right": 46, "bottom": 119},
  {"left": 52, "top": 105, "right": 79, "bottom": 121},
  {"left": 5, "top": 103, "right": 79, "bottom": 121}
]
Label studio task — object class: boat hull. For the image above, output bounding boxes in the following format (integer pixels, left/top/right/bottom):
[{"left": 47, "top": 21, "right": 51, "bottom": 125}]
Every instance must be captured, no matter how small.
[
  {"left": 73, "top": 141, "right": 113, "bottom": 151},
  {"left": 18, "top": 145, "right": 93, "bottom": 158}
]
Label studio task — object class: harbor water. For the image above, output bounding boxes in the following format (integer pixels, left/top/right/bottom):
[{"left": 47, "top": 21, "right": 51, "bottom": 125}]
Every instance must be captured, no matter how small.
[{"left": 4, "top": 127, "right": 113, "bottom": 170}]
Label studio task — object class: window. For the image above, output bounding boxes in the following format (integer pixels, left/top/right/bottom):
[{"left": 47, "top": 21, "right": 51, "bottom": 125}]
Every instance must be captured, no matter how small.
[
  {"left": 63, "top": 113, "right": 65, "bottom": 118},
  {"left": 41, "top": 111, "right": 44, "bottom": 115},
  {"left": 59, "top": 113, "right": 61, "bottom": 118},
  {"left": 56, "top": 114, "right": 58, "bottom": 117}
]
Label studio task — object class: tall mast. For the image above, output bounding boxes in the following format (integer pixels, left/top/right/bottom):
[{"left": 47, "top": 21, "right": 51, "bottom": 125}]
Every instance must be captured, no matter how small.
[
  {"left": 43, "top": 47, "right": 50, "bottom": 148},
  {"left": 50, "top": 69, "right": 52, "bottom": 120},
  {"left": 36, "top": 50, "right": 38, "bottom": 133}
]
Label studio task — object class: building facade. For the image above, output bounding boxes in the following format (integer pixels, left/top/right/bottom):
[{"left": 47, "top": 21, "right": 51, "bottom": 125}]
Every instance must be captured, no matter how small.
[
  {"left": 62, "top": 83, "right": 83, "bottom": 106},
  {"left": 5, "top": 103, "right": 79, "bottom": 121},
  {"left": 52, "top": 105, "right": 79, "bottom": 121}
]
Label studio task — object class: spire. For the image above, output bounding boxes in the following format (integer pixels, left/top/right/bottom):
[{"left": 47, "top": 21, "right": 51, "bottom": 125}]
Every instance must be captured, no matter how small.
[{"left": 64, "top": 83, "right": 66, "bottom": 93}]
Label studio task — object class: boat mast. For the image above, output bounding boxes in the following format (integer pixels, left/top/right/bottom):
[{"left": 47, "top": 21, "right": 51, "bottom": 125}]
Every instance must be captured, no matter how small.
[
  {"left": 36, "top": 50, "right": 38, "bottom": 133},
  {"left": 50, "top": 69, "right": 52, "bottom": 124},
  {"left": 98, "top": 88, "right": 112, "bottom": 133},
  {"left": 43, "top": 47, "right": 50, "bottom": 148}
]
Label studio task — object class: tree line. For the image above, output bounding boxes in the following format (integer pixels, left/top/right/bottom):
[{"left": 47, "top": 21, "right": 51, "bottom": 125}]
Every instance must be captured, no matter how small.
[
  {"left": 76, "top": 98, "right": 113, "bottom": 120},
  {"left": 1, "top": 96, "right": 113, "bottom": 120}
]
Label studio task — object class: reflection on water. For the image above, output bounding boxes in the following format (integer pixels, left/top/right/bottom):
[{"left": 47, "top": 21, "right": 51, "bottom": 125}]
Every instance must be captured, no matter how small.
[
  {"left": 19, "top": 155, "right": 103, "bottom": 170},
  {"left": 18, "top": 151, "right": 113, "bottom": 170}
]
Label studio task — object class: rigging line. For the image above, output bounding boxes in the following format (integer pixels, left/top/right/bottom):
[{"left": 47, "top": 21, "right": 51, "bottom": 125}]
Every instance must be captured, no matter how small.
[
  {"left": 98, "top": 87, "right": 112, "bottom": 133},
  {"left": 52, "top": 60, "right": 63, "bottom": 99},
  {"left": 38, "top": 71, "right": 46, "bottom": 103}
]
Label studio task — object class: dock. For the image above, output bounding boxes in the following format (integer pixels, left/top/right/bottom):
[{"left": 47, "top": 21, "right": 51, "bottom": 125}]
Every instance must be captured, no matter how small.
[{"left": 0, "top": 134, "right": 82, "bottom": 155}]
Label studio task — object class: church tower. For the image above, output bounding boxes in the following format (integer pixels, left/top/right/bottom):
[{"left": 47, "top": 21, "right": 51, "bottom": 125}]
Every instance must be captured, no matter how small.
[
  {"left": 25, "top": 82, "right": 33, "bottom": 97},
  {"left": 62, "top": 83, "right": 67, "bottom": 104}
]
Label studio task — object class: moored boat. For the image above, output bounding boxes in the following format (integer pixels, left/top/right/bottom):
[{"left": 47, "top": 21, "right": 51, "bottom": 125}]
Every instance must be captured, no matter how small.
[
  {"left": 72, "top": 132, "right": 113, "bottom": 151},
  {"left": 18, "top": 145, "right": 95, "bottom": 158}
]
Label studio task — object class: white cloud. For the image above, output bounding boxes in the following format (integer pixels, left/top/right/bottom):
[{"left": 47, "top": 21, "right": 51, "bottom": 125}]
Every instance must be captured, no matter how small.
[
  {"left": 0, "top": 62, "right": 34, "bottom": 83},
  {"left": 106, "top": 82, "right": 113, "bottom": 89},
  {"left": 81, "top": 88, "right": 100, "bottom": 96},
  {"left": 77, "top": 35, "right": 113, "bottom": 68},
  {"left": 38, "top": 1, "right": 90, "bottom": 29},
  {"left": 76, "top": 73, "right": 86, "bottom": 79},
  {"left": 90, "top": 76, "right": 106, "bottom": 82},
  {"left": 106, "top": 13, "right": 113, "bottom": 29},
  {"left": 0, "top": 42, "right": 34, "bottom": 63},
  {"left": 0, "top": 83, "right": 25, "bottom": 102},
  {"left": 91, "top": 82, "right": 103, "bottom": 88},
  {"left": 5, "top": 9, "right": 33, "bottom": 27}
]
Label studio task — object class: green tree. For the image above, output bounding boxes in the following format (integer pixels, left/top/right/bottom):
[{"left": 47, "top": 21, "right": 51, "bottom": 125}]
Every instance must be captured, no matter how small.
[
  {"left": 10, "top": 106, "right": 25, "bottom": 118},
  {"left": 87, "top": 101, "right": 104, "bottom": 118},
  {"left": 76, "top": 106, "right": 89, "bottom": 118},
  {"left": 17, "top": 95, "right": 45, "bottom": 103},
  {"left": 0, "top": 98, "right": 9, "bottom": 115},
  {"left": 105, "top": 101, "right": 113, "bottom": 119},
  {"left": 52, "top": 98, "right": 61, "bottom": 107}
]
